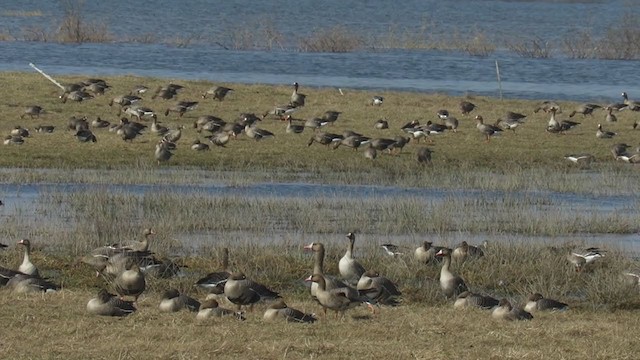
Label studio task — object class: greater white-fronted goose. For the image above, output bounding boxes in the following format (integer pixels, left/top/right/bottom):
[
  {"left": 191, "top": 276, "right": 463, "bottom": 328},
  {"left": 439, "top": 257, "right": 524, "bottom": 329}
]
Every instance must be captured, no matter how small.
[
  {"left": 191, "top": 139, "right": 210, "bottom": 151},
  {"left": 370, "top": 96, "right": 384, "bottom": 106},
  {"left": 621, "top": 92, "right": 640, "bottom": 111},
  {"left": 61, "top": 90, "right": 93, "bottom": 103},
  {"left": 75, "top": 129, "right": 97, "bottom": 143},
  {"left": 152, "top": 85, "right": 178, "bottom": 100},
  {"left": 534, "top": 101, "right": 561, "bottom": 114},
  {"left": 264, "top": 104, "right": 298, "bottom": 120},
  {"left": 364, "top": 145, "right": 377, "bottom": 160},
  {"left": 4, "top": 135, "right": 24, "bottom": 145},
  {"left": 159, "top": 289, "right": 201, "bottom": 312},
  {"left": 605, "top": 106, "right": 618, "bottom": 122},
  {"left": 374, "top": 119, "right": 389, "bottom": 129},
  {"left": 442, "top": 116, "right": 459, "bottom": 132},
  {"left": 35, "top": 125, "right": 55, "bottom": 133},
  {"left": 307, "top": 132, "right": 342, "bottom": 147},
  {"left": 416, "top": 147, "right": 433, "bottom": 165},
  {"left": 496, "top": 118, "right": 523, "bottom": 134},
  {"left": 304, "top": 117, "right": 330, "bottom": 130},
  {"left": 263, "top": 299, "right": 317, "bottom": 323},
  {"left": 155, "top": 140, "right": 174, "bottom": 165},
  {"left": 203, "top": 86, "right": 233, "bottom": 101},
  {"left": 1, "top": 266, "right": 23, "bottom": 286},
  {"left": 195, "top": 248, "right": 231, "bottom": 296},
  {"left": 113, "top": 260, "right": 146, "bottom": 301},
  {"left": 492, "top": 299, "right": 533, "bottom": 321},
  {"left": 205, "top": 131, "right": 231, "bottom": 147},
  {"left": 401, "top": 120, "right": 420, "bottom": 133},
  {"left": 91, "top": 117, "right": 110, "bottom": 129},
  {"left": 196, "top": 299, "right": 245, "bottom": 321},
  {"left": 567, "top": 247, "right": 605, "bottom": 272},
  {"left": 564, "top": 153, "right": 595, "bottom": 165},
  {"left": 569, "top": 103, "right": 601, "bottom": 117},
  {"left": 414, "top": 241, "right": 439, "bottom": 264},
  {"left": 435, "top": 248, "right": 468, "bottom": 298},
  {"left": 369, "top": 138, "right": 397, "bottom": 152},
  {"left": 322, "top": 110, "right": 341, "bottom": 124},
  {"left": 17, "top": 239, "right": 39, "bottom": 277},
  {"left": 10, "top": 126, "right": 30, "bottom": 138},
  {"left": 305, "top": 274, "right": 370, "bottom": 318},
  {"left": 393, "top": 136, "right": 410, "bottom": 152},
  {"left": 122, "top": 105, "right": 157, "bottom": 121},
  {"left": 164, "top": 101, "right": 199, "bottom": 118},
  {"left": 596, "top": 123, "right": 616, "bottom": 139},
  {"left": 611, "top": 143, "right": 633, "bottom": 160},
  {"left": 459, "top": 100, "right": 476, "bottom": 115},
  {"left": 224, "top": 272, "right": 280, "bottom": 311},
  {"left": 356, "top": 270, "right": 402, "bottom": 307},
  {"left": 286, "top": 117, "right": 305, "bottom": 134},
  {"left": 109, "top": 94, "right": 142, "bottom": 108},
  {"left": 454, "top": 291, "right": 499, "bottom": 310},
  {"left": 303, "top": 242, "right": 349, "bottom": 302},
  {"left": 163, "top": 125, "right": 184, "bottom": 144},
  {"left": 339, "top": 233, "right": 366, "bottom": 285},
  {"left": 87, "top": 289, "right": 136, "bottom": 317},
  {"left": 245, "top": 125, "right": 275, "bottom": 141},
  {"left": 6, "top": 273, "right": 58, "bottom": 293},
  {"left": 451, "top": 241, "right": 485, "bottom": 264},
  {"left": 380, "top": 244, "right": 403, "bottom": 257},
  {"left": 122, "top": 228, "right": 155, "bottom": 253},
  {"left": 130, "top": 85, "right": 148, "bottom": 95},
  {"left": 21, "top": 105, "right": 44, "bottom": 119},
  {"left": 475, "top": 115, "right": 502, "bottom": 142},
  {"left": 437, "top": 109, "right": 450, "bottom": 119},
  {"left": 340, "top": 135, "right": 371, "bottom": 150},
  {"left": 524, "top": 293, "right": 568, "bottom": 312},
  {"left": 290, "top": 82, "right": 306, "bottom": 108}
]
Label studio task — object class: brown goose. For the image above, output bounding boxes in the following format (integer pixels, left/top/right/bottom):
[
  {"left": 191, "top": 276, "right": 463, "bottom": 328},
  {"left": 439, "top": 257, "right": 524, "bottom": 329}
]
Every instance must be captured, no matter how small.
[
  {"left": 303, "top": 242, "right": 349, "bottom": 302},
  {"left": 205, "top": 131, "right": 231, "bottom": 147},
  {"left": 454, "top": 291, "right": 499, "bottom": 310},
  {"left": 286, "top": 117, "right": 305, "bottom": 134},
  {"left": 305, "top": 274, "right": 370, "bottom": 318},
  {"left": 307, "top": 132, "right": 343, "bottom": 147},
  {"left": 195, "top": 248, "right": 231, "bottom": 296},
  {"left": 435, "top": 248, "right": 468, "bottom": 298},
  {"left": 202, "top": 86, "right": 233, "bottom": 101},
  {"left": 414, "top": 241, "right": 438, "bottom": 264},
  {"left": 6, "top": 273, "right": 58, "bottom": 293},
  {"left": 364, "top": 144, "right": 377, "bottom": 160},
  {"left": 87, "top": 289, "right": 137, "bottom": 317},
  {"left": 159, "top": 289, "right": 201, "bottom": 312},
  {"left": 605, "top": 106, "right": 617, "bottom": 122},
  {"left": 21, "top": 105, "right": 44, "bottom": 119},
  {"left": 196, "top": 299, "right": 245, "bottom": 321},
  {"left": 263, "top": 299, "right": 317, "bottom": 323},
  {"left": 0, "top": 266, "right": 23, "bottom": 286},
  {"left": 17, "top": 239, "right": 39, "bottom": 277},
  {"left": 122, "top": 228, "right": 155, "bottom": 253},
  {"left": 534, "top": 101, "right": 561, "bottom": 114},
  {"left": 451, "top": 241, "right": 485, "bottom": 264},
  {"left": 596, "top": 123, "right": 616, "bottom": 139},
  {"left": 459, "top": 100, "right": 476, "bottom": 115},
  {"left": 339, "top": 233, "right": 366, "bottom": 285},
  {"left": 155, "top": 140, "right": 174, "bottom": 165},
  {"left": 492, "top": 299, "right": 533, "bottom": 321},
  {"left": 245, "top": 125, "right": 275, "bottom": 141},
  {"left": 374, "top": 119, "right": 389, "bottom": 129},
  {"left": 356, "top": 270, "right": 402, "bottom": 307},
  {"left": 524, "top": 293, "right": 568, "bottom": 313},
  {"left": 113, "top": 260, "right": 146, "bottom": 301},
  {"left": 621, "top": 92, "right": 640, "bottom": 111},
  {"left": 475, "top": 115, "right": 503, "bottom": 142},
  {"left": 416, "top": 147, "right": 434, "bottom": 164},
  {"left": 223, "top": 272, "right": 280, "bottom": 311},
  {"left": 569, "top": 103, "right": 601, "bottom": 117},
  {"left": 290, "top": 82, "right": 306, "bottom": 107}
]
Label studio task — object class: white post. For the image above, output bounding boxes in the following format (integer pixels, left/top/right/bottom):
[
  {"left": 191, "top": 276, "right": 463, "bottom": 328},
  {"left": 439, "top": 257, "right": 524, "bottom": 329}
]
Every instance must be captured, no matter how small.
[
  {"left": 29, "top": 63, "right": 65, "bottom": 90},
  {"left": 495, "top": 60, "right": 503, "bottom": 101}
]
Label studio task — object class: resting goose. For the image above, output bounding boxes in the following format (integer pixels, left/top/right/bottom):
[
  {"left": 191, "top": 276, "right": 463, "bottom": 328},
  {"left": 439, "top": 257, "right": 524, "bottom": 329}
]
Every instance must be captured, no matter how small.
[
  {"left": 196, "top": 299, "right": 245, "bottom": 321},
  {"left": 87, "top": 289, "right": 136, "bottom": 317},
  {"left": 524, "top": 293, "right": 568, "bottom": 312},
  {"left": 370, "top": 96, "right": 384, "bottom": 106},
  {"left": 621, "top": 92, "right": 640, "bottom": 111},
  {"left": 155, "top": 140, "right": 174, "bottom": 165},
  {"left": 374, "top": 119, "right": 389, "bottom": 129},
  {"left": 159, "top": 289, "right": 201, "bottom": 312},
  {"left": 356, "top": 270, "right": 402, "bottom": 307},
  {"left": 564, "top": 153, "right": 595, "bottom": 165},
  {"left": 303, "top": 242, "right": 349, "bottom": 302},
  {"left": 414, "top": 241, "right": 437, "bottom": 264},
  {"left": 596, "top": 123, "right": 616, "bottom": 139},
  {"left": 435, "top": 248, "right": 468, "bottom": 298},
  {"left": 245, "top": 125, "right": 275, "bottom": 141},
  {"left": 195, "top": 248, "right": 231, "bottom": 296},
  {"left": 224, "top": 272, "right": 280, "bottom": 311},
  {"left": 380, "top": 244, "right": 403, "bottom": 257},
  {"left": 305, "top": 274, "right": 370, "bottom": 318},
  {"left": 6, "top": 273, "right": 58, "bottom": 293},
  {"left": 451, "top": 241, "right": 485, "bottom": 264},
  {"left": 339, "top": 233, "right": 366, "bottom": 285},
  {"left": 416, "top": 147, "right": 434, "bottom": 165},
  {"left": 454, "top": 291, "right": 499, "bottom": 310},
  {"left": 492, "top": 299, "right": 533, "bottom": 321},
  {"left": 113, "top": 260, "right": 146, "bottom": 301},
  {"left": 263, "top": 299, "right": 317, "bottom": 323},
  {"left": 17, "top": 239, "right": 39, "bottom": 277}
]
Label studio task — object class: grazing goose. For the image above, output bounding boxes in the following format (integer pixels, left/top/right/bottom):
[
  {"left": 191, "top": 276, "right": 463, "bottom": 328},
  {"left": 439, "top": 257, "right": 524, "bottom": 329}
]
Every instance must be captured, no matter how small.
[
  {"left": 117, "top": 123, "right": 144, "bottom": 142},
  {"left": 152, "top": 85, "right": 178, "bottom": 100},
  {"left": 596, "top": 123, "right": 616, "bottom": 139},
  {"left": 264, "top": 104, "right": 298, "bottom": 120},
  {"left": 21, "top": 105, "right": 44, "bottom": 119},
  {"left": 435, "top": 248, "right": 468, "bottom": 298},
  {"left": 194, "top": 115, "right": 225, "bottom": 132},
  {"left": 370, "top": 96, "right": 384, "bottom": 106},
  {"left": 4, "top": 135, "right": 24, "bottom": 145},
  {"left": 305, "top": 274, "right": 370, "bottom": 318},
  {"left": 496, "top": 118, "right": 523, "bottom": 134},
  {"left": 245, "top": 125, "right": 275, "bottom": 141},
  {"left": 113, "top": 260, "right": 146, "bottom": 301},
  {"left": 304, "top": 117, "right": 330, "bottom": 130},
  {"left": 339, "top": 233, "right": 366, "bottom": 285},
  {"left": 322, "top": 110, "right": 341, "bottom": 124},
  {"left": 534, "top": 101, "right": 561, "bottom": 114},
  {"left": 290, "top": 82, "right": 306, "bottom": 107},
  {"left": 504, "top": 111, "right": 527, "bottom": 122},
  {"left": 6, "top": 273, "right": 58, "bottom": 293},
  {"left": 454, "top": 291, "right": 499, "bottom": 310},
  {"left": 68, "top": 116, "right": 89, "bottom": 131},
  {"left": 401, "top": 119, "right": 420, "bottom": 133},
  {"left": 356, "top": 270, "right": 402, "bottom": 307},
  {"left": 17, "top": 239, "right": 39, "bottom": 277},
  {"left": 163, "top": 125, "right": 184, "bottom": 143},
  {"left": 206, "top": 131, "right": 231, "bottom": 147},
  {"left": 195, "top": 248, "right": 231, "bottom": 296},
  {"left": 122, "top": 106, "right": 157, "bottom": 121},
  {"left": 87, "top": 289, "right": 137, "bottom": 317},
  {"left": 83, "top": 82, "right": 110, "bottom": 96},
  {"left": 286, "top": 117, "right": 305, "bottom": 134},
  {"left": 605, "top": 106, "right": 617, "bottom": 122},
  {"left": 159, "top": 289, "right": 201, "bottom": 312},
  {"left": 91, "top": 117, "right": 110, "bottom": 129},
  {"left": 364, "top": 145, "right": 377, "bottom": 160},
  {"left": 196, "top": 299, "right": 246, "bottom": 321},
  {"left": 151, "top": 119, "right": 169, "bottom": 136},
  {"left": 109, "top": 94, "right": 142, "bottom": 107},
  {"left": 199, "top": 120, "right": 225, "bottom": 134},
  {"left": 61, "top": 90, "right": 93, "bottom": 103},
  {"left": 224, "top": 272, "right": 280, "bottom": 311},
  {"left": 202, "top": 86, "right": 233, "bottom": 101},
  {"left": 307, "top": 132, "right": 342, "bottom": 147},
  {"left": 34, "top": 125, "right": 55, "bottom": 133},
  {"left": 621, "top": 92, "right": 640, "bottom": 111},
  {"left": 164, "top": 101, "right": 199, "bottom": 117},
  {"left": 303, "top": 242, "right": 350, "bottom": 302},
  {"left": 492, "top": 299, "right": 533, "bottom": 321},
  {"left": 524, "top": 293, "right": 568, "bottom": 313},
  {"left": 564, "top": 153, "right": 595, "bottom": 165},
  {"left": 569, "top": 103, "right": 601, "bottom": 117},
  {"left": 416, "top": 147, "right": 434, "bottom": 165},
  {"left": 451, "top": 241, "right": 485, "bottom": 264},
  {"left": 567, "top": 247, "right": 605, "bottom": 272},
  {"left": 75, "top": 129, "right": 97, "bottom": 143},
  {"left": 475, "top": 115, "right": 502, "bottom": 142},
  {"left": 374, "top": 119, "right": 389, "bottom": 129},
  {"left": 459, "top": 100, "right": 476, "bottom": 115},
  {"left": 369, "top": 138, "right": 397, "bottom": 153},
  {"left": 340, "top": 135, "right": 371, "bottom": 150},
  {"left": 263, "top": 299, "right": 317, "bottom": 323},
  {"left": 611, "top": 143, "right": 633, "bottom": 160}
]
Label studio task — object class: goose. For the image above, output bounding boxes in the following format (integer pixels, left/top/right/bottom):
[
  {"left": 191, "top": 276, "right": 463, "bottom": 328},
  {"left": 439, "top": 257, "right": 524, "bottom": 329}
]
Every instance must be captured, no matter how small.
[
  {"left": 122, "top": 228, "right": 155, "bottom": 253},
  {"left": 605, "top": 106, "right": 617, "bottom": 122},
  {"left": 61, "top": 90, "right": 93, "bottom": 103},
  {"left": 130, "top": 85, "right": 148, "bottom": 95},
  {"left": 369, "top": 138, "right": 397, "bottom": 152},
  {"left": 374, "top": 119, "right": 389, "bottom": 129},
  {"left": 290, "top": 82, "right": 306, "bottom": 107},
  {"left": 6, "top": 273, "right": 58, "bottom": 293},
  {"left": 564, "top": 153, "right": 595, "bottom": 165},
  {"left": 21, "top": 105, "right": 44, "bottom": 119},
  {"left": 338, "top": 135, "right": 369, "bottom": 150},
  {"left": 304, "top": 117, "right": 330, "bottom": 129},
  {"left": 163, "top": 125, "right": 184, "bottom": 143},
  {"left": 459, "top": 100, "right": 476, "bottom": 115},
  {"left": 206, "top": 131, "right": 231, "bottom": 147},
  {"left": 437, "top": 109, "right": 450, "bottom": 120},
  {"left": 113, "top": 260, "right": 146, "bottom": 301},
  {"left": 611, "top": 143, "right": 632, "bottom": 159},
  {"left": 305, "top": 274, "right": 371, "bottom": 318},
  {"left": 224, "top": 272, "right": 280, "bottom": 311},
  {"left": 0, "top": 266, "right": 23, "bottom": 286},
  {"left": 339, "top": 232, "right": 366, "bottom": 285},
  {"left": 322, "top": 110, "right": 341, "bottom": 124},
  {"left": 196, "top": 299, "right": 246, "bottom": 321},
  {"left": 245, "top": 125, "right": 275, "bottom": 141},
  {"left": 307, "top": 132, "right": 342, "bottom": 147},
  {"left": 122, "top": 106, "right": 157, "bottom": 121},
  {"left": 475, "top": 115, "right": 502, "bottom": 142},
  {"left": 524, "top": 293, "right": 568, "bottom": 313},
  {"left": 401, "top": 120, "right": 420, "bottom": 133},
  {"left": 118, "top": 123, "right": 144, "bottom": 142},
  {"left": 392, "top": 136, "right": 410, "bottom": 154},
  {"left": 202, "top": 86, "right": 233, "bottom": 101},
  {"left": 569, "top": 103, "right": 601, "bottom": 117},
  {"left": 75, "top": 129, "right": 97, "bottom": 143},
  {"left": 416, "top": 147, "right": 434, "bottom": 164},
  {"left": 159, "top": 289, "right": 201, "bottom": 312},
  {"left": 303, "top": 242, "right": 350, "bottom": 302},
  {"left": 17, "top": 239, "right": 39, "bottom": 277},
  {"left": 264, "top": 104, "right": 298, "bottom": 120},
  {"left": 195, "top": 248, "right": 231, "bottom": 296},
  {"left": 504, "top": 111, "right": 527, "bottom": 122},
  {"left": 152, "top": 85, "right": 178, "bottom": 100},
  {"left": 190, "top": 139, "right": 210, "bottom": 151},
  {"left": 68, "top": 116, "right": 89, "bottom": 131},
  {"left": 364, "top": 145, "right": 377, "bottom": 160},
  {"left": 286, "top": 117, "right": 305, "bottom": 134},
  {"left": 496, "top": 118, "right": 523, "bottom": 134},
  {"left": 567, "top": 247, "right": 605, "bottom": 272},
  {"left": 151, "top": 119, "right": 169, "bottom": 136},
  {"left": 263, "top": 299, "right": 317, "bottom": 323},
  {"left": 109, "top": 94, "right": 141, "bottom": 107},
  {"left": 11, "top": 126, "right": 30, "bottom": 138},
  {"left": 370, "top": 96, "right": 384, "bottom": 106},
  {"left": 454, "top": 291, "right": 499, "bottom": 310},
  {"left": 356, "top": 270, "right": 402, "bottom": 307},
  {"left": 380, "top": 244, "right": 403, "bottom": 257},
  {"left": 414, "top": 241, "right": 448, "bottom": 264},
  {"left": 492, "top": 299, "right": 533, "bottom": 321},
  {"left": 199, "top": 120, "right": 225, "bottom": 134},
  {"left": 4, "top": 135, "right": 24, "bottom": 145},
  {"left": 87, "top": 289, "right": 136, "bottom": 317},
  {"left": 164, "top": 101, "right": 199, "bottom": 117},
  {"left": 91, "top": 117, "right": 110, "bottom": 128},
  {"left": 435, "top": 248, "right": 468, "bottom": 298},
  {"left": 534, "top": 101, "right": 561, "bottom": 114},
  {"left": 442, "top": 116, "right": 459, "bottom": 132},
  {"left": 621, "top": 92, "right": 640, "bottom": 111},
  {"left": 155, "top": 141, "right": 174, "bottom": 165},
  {"left": 83, "top": 82, "right": 110, "bottom": 96},
  {"left": 451, "top": 241, "right": 485, "bottom": 264},
  {"left": 596, "top": 123, "right": 616, "bottom": 139},
  {"left": 194, "top": 115, "right": 225, "bottom": 132},
  {"left": 34, "top": 125, "right": 55, "bottom": 133},
  {"left": 61, "top": 82, "right": 83, "bottom": 95}
]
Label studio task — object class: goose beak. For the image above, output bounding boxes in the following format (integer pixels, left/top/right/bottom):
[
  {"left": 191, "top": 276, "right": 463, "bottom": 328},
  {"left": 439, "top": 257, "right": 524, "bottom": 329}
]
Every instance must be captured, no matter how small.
[
  {"left": 304, "top": 275, "right": 313, "bottom": 282},
  {"left": 303, "top": 243, "right": 314, "bottom": 251},
  {"left": 435, "top": 249, "right": 444, "bottom": 257}
]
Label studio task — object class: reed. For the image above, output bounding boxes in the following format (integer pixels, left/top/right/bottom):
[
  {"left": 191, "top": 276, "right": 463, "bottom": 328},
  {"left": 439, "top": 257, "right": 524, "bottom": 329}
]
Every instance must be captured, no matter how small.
[
  {"left": 505, "top": 37, "right": 553, "bottom": 59},
  {"left": 298, "top": 25, "right": 365, "bottom": 53}
]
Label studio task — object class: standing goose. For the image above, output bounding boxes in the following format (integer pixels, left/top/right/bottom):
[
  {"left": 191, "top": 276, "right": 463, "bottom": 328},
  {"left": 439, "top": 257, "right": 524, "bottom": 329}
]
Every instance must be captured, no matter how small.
[
  {"left": 163, "top": 125, "right": 184, "bottom": 143},
  {"left": 303, "top": 242, "right": 350, "bottom": 302},
  {"left": 122, "top": 228, "right": 155, "bottom": 253},
  {"left": 475, "top": 115, "right": 502, "bottom": 142},
  {"left": 524, "top": 293, "right": 568, "bottom": 313},
  {"left": 621, "top": 92, "right": 640, "bottom": 111},
  {"left": 113, "top": 260, "right": 146, "bottom": 301},
  {"left": 263, "top": 299, "right": 317, "bottom": 323},
  {"left": 435, "top": 248, "right": 468, "bottom": 298},
  {"left": 159, "top": 289, "right": 201, "bottom": 312},
  {"left": 596, "top": 123, "right": 616, "bottom": 139},
  {"left": 304, "top": 117, "right": 330, "bottom": 130},
  {"left": 414, "top": 241, "right": 440, "bottom": 264},
  {"left": 605, "top": 106, "right": 617, "bottom": 122},
  {"left": 202, "top": 86, "right": 233, "bottom": 101},
  {"left": 459, "top": 100, "right": 476, "bottom": 115},
  {"left": 154, "top": 140, "right": 174, "bottom": 165},
  {"left": 195, "top": 248, "right": 231, "bottom": 296},
  {"left": 339, "top": 232, "right": 366, "bottom": 285},
  {"left": 21, "top": 105, "right": 44, "bottom": 119},
  {"left": 87, "top": 289, "right": 137, "bottom": 317},
  {"left": 492, "top": 299, "right": 533, "bottom": 321},
  {"left": 196, "top": 299, "right": 246, "bottom": 321},
  {"left": 17, "top": 239, "right": 39, "bottom": 277},
  {"left": 307, "top": 132, "right": 342, "bottom": 147},
  {"left": 305, "top": 274, "right": 370, "bottom": 318},
  {"left": 356, "top": 270, "right": 402, "bottom": 307},
  {"left": 569, "top": 103, "right": 601, "bottom": 117},
  {"left": 416, "top": 147, "right": 434, "bottom": 165},
  {"left": 364, "top": 144, "right": 377, "bottom": 160},
  {"left": 290, "top": 82, "right": 306, "bottom": 108},
  {"left": 224, "top": 272, "right": 280, "bottom": 311},
  {"left": 286, "top": 117, "right": 305, "bottom": 134}
]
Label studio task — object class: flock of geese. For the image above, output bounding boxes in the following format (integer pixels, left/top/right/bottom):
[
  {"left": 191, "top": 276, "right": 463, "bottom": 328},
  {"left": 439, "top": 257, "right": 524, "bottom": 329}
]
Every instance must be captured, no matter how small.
[{"left": 2, "top": 228, "right": 635, "bottom": 324}]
